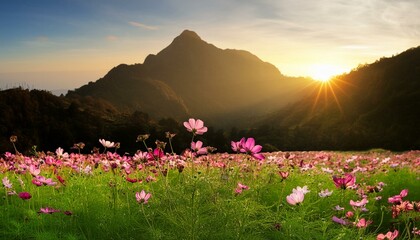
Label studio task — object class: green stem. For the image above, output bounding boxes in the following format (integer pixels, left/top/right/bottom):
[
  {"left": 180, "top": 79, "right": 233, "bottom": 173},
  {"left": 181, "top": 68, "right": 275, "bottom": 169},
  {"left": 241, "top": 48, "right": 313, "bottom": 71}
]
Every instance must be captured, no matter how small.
[
  {"left": 141, "top": 204, "right": 153, "bottom": 234},
  {"left": 168, "top": 138, "right": 175, "bottom": 155}
]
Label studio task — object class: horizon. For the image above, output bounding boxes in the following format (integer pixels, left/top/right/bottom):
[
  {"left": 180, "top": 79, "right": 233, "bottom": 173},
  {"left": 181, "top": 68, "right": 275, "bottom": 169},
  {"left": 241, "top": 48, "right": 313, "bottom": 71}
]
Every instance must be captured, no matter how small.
[{"left": 1, "top": 0, "right": 420, "bottom": 91}]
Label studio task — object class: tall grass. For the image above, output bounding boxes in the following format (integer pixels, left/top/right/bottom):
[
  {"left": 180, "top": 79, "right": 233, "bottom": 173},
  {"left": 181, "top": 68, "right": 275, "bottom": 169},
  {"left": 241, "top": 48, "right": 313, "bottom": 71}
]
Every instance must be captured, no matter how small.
[{"left": 1, "top": 150, "right": 419, "bottom": 239}]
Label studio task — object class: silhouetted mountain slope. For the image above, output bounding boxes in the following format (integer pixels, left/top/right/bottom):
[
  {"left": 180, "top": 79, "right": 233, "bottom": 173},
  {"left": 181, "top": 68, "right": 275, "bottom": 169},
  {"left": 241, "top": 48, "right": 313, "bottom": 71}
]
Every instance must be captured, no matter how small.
[
  {"left": 68, "top": 30, "right": 311, "bottom": 126},
  {"left": 256, "top": 46, "right": 420, "bottom": 150},
  {"left": 0, "top": 88, "right": 230, "bottom": 154}
]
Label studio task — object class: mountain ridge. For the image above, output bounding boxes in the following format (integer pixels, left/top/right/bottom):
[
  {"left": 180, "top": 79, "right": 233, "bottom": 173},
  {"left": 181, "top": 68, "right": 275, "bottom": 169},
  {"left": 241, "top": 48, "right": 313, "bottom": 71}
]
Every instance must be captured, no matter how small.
[{"left": 68, "top": 29, "right": 311, "bottom": 126}]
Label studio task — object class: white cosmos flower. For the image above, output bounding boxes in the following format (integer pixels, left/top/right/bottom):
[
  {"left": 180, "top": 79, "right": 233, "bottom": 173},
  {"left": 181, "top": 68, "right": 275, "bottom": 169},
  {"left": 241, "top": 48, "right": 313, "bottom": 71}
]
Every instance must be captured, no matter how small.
[{"left": 99, "top": 139, "right": 115, "bottom": 148}]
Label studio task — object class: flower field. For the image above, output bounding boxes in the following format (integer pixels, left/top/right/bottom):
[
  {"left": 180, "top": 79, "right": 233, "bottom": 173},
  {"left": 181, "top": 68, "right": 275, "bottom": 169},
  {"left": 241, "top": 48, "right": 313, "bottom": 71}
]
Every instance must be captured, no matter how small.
[{"left": 1, "top": 119, "right": 420, "bottom": 240}]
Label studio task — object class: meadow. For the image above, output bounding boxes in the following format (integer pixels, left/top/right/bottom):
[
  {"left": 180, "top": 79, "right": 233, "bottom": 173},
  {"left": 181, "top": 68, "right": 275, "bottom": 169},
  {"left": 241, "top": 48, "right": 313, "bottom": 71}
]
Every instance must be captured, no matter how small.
[{"left": 1, "top": 119, "right": 419, "bottom": 240}]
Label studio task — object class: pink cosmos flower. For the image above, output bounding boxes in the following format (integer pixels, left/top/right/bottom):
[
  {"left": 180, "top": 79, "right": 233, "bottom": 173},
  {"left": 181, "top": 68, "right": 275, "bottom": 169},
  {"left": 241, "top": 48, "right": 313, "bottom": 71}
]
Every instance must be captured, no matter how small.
[
  {"left": 38, "top": 207, "right": 60, "bottom": 214},
  {"left": 2, "top": 176, "right": 12, "bottom": 189},
  {"left": 133, "top": 151, "right": 148, "bottom": 162},
  {"left": 32, "top": 178, "right": 43, "bottom": 186},
  {"left": 235, "top": 183, "right": 250, "bottom": 195},
  {"left": 278, "top": 171, "right": 289, "bottom": 180},
  {"left": 350, "top": 198, "right": 369, "bottom": 208},
  {"left": 286, "top": 186, "right": 309, "bottom": 205},
  {"left": 136, "top": 190, "right": 151, "bottom": 204},
  {"left": 355, "top": 218, "right": 372, "bottom": 228},
  {"left": 388, "top": 189, "right": 408, "bottom": 204},
  {"left": 346, "top": 211, "right": 354, "bottom": 218},
  {"left": 286, "top": 191, "right": 305, "bottom": 205},
  {"left": 191, "top": 141, "right": 208, "bottom": 155},
  {"left": 239, "top": 137, "right": 264, "bottom": 160},
  {"left": 183, "top": 118, "right": 208, "bottom": 135},
  {"left": 332, "top": 174, "right": 356, "bottom": 189},
  {"left": 332, "top": 216, "right": 349, "bottom": 225},
  {"left": 377, "top": 230, "right": 399, "bottom": 240},
  {"left": 99, "top": 139, "right": 115, "bottom": 148},
  {"left": 29, "top": 164, "right": 40, "bottom": 176},
  {"left": 231, "top": 138, "right": 244, "bottom": 152},
  {"left": 34, "top": 175, "right": 57, "bottom": 186},
  {"left": 318, "top": 189, "right": 333, "bottom": 198},
  {"left": 55, "top": 147, "right": 69, "bottom": 159},
  {"left": 18, "top": 192, "right": 32, "bottom": 200},
  {"left": 293, "top": 186, "right": 310, "bottom": 195},
  {"left": 334, "top": 205, "right": 345, "bottom": 211}
]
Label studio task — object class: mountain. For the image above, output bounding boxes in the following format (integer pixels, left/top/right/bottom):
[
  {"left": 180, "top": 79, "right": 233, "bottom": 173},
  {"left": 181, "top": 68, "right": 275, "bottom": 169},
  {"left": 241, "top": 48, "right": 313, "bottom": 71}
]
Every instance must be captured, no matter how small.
[
  {"left": 0, "top": 88, "right": 230, "bottom": 154},
  {"left": 68, "top": 30, "right": 311, "bottom": 126},
  {"left": 254, "top": 46, "right": 420, "bottom": 150}
]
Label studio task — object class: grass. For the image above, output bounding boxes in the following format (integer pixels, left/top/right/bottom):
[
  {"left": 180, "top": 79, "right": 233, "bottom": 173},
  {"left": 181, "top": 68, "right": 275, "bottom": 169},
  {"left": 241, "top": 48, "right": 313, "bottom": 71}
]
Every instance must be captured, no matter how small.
[{"left": 1, "top": 150, "right": 419, "bottom": 240}]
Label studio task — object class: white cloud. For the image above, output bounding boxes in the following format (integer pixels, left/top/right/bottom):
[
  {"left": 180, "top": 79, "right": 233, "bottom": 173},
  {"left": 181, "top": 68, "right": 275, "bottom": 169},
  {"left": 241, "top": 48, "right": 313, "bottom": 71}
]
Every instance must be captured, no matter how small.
[{"left": 128, "top": 21, "right": 158, "bottom": 30}]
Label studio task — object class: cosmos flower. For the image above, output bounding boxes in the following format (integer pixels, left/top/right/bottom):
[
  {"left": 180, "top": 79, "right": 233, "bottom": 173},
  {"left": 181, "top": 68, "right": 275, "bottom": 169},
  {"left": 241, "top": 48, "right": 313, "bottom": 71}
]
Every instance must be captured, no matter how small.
[
  {"left": 355, "top": 218, "right": 372, "bottom": 228},
  {"left": 286, "top": 191, "right": 305, "bottom": 205},
  {"left": 332, "top": 174, "right": 356, "bottom": 189},
  {"left": 38, "top": 207, "right": 60, "bottom": 214},
  {"left": 332, "top": 216, "right": 349, "bottom": 225},
  {"left": 191, "top": 141, "right": 208, "bottom": 155},
  {"left": 318, "top": 189, "right": 333, "bottom": 198},
  {"left": 239, "top": 137, "right": 265, "bottom": 160},
  {"left": 235, "top": 182, "right": 250, "bottom": 195},
  {"left": 286, "top": 186, "right": 309, "bottom": 205},
  {"left": 388, "top": 189, "right": 408, "bottom": 204},
  {"left": 18, "top": 192, "right": 32, "bottom": 200},
  {"left": 231, "top": 138, "right": 244, "bottom": 152},
  {"left": 183, "top": 118, "right": 208, "bottom": 135},
  {"left": 2, "top": 176, "right": 12, "bottom": 189},
  {"left": 99, "top": 139, "right": 115, "bottom": 148},
  {"left": 377, "top": 230, "right": 399, "bottom": 240},
  {"left": 136, "top": 190, "right": 151, "bottom": 204},
  {"left": 278, "top": 171, "right": 289, "bottom": 180},
  {"left": 33, "top": 175, "right": 57, "bottom": 186},
  {"left": 293, "top": 186, "right": 310, "bottom": 195},
  {"left": 350, "top": 198, "right": 369, "bottom": 208},
  {"left": 29, "top": 164, "right": 41, "bottom": 176}
]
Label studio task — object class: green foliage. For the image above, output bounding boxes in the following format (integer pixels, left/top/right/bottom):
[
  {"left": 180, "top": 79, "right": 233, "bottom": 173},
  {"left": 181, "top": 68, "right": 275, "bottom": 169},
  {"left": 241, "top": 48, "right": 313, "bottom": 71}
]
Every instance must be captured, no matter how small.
[{"left": 1, "top": 151, "right": 419, "bottom": 239}]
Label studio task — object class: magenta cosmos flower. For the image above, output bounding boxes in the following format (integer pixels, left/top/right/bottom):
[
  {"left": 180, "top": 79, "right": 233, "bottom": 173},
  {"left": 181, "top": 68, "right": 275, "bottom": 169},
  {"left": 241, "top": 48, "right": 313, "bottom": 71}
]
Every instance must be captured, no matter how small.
[
  {"left": 232, "top": 137, "right": 264, "bottom": 160},
  {"left": 183, "top": 118, "right": 208, "bottom": 135},
  {"left": 332, "top": 174, "right": 356, "bottom": 189},
  {"left": 18, "top": 192, "right": 32, "bottom": 200},
  {"left": 135, "top": 190, "right": 151, "bottom": 204}
]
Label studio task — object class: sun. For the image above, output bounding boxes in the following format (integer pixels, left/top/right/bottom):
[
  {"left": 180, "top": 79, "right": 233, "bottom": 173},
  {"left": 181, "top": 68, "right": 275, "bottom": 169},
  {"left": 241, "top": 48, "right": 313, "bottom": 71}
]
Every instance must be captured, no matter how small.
[{"left": 308, "top": 64, "right": 346, "bottom": 82}]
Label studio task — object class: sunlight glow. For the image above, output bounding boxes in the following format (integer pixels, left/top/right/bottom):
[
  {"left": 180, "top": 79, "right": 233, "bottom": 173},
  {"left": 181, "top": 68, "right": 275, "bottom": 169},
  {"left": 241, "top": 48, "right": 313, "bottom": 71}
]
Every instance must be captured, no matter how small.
[{"left": 308, "top": 64, "right": 347, "bottom": 82}]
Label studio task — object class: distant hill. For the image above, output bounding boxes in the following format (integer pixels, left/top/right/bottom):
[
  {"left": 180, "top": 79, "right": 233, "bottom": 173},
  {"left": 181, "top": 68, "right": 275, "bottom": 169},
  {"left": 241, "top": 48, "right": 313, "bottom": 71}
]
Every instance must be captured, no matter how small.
[
  {"left": 0, "top": 88, "right": 230, "bottom": 154},
  {"left": 68, "top": 30, "right": 311, "bottom": 127},
  {"left": 255, "top": 46, "right": 420, "bottom": 150}
]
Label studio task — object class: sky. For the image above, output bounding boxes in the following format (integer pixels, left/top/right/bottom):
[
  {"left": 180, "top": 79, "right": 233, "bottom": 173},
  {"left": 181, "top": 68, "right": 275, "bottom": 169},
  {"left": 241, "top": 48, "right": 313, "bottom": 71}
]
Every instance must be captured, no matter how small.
[{"left": 1, "top": 0, "right": 419, "bottom": 92}]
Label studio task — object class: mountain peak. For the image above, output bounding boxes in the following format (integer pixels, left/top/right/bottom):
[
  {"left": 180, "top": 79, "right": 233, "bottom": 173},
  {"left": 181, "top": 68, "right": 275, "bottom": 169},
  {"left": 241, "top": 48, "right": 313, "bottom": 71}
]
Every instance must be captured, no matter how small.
[{"left": 178, "top": 29, "right": 201, "bottom": 40}]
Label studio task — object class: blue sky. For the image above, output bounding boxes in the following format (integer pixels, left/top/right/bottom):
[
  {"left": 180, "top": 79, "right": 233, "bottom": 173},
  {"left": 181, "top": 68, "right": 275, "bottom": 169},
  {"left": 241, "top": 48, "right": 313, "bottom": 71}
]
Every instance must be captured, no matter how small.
[{"left": 1, "top": 0, "right": 419, "bottom": 91}]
